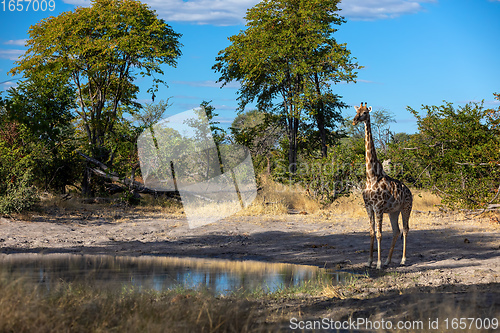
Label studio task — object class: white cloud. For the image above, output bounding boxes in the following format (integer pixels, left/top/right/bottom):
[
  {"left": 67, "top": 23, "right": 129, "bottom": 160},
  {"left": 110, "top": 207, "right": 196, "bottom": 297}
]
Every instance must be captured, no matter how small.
[
  {"left": 63, "top": 0, "right": 434, "bottom": 25},
  {"left": 4, "top": 39, "right": 27, "bottom": 46},
  {"left": 356, "top": 79, "right": 381, "bottom": 84},
  {"left": 214, "top": 115, "right": 238, "bottom": 124},
  {"left": 484, "top": 99, "right": 500, "bottom": 106},
  {"left": 62, "top": 0, "right": 91, "bottom": 5},
  {"left": 63, "top": 0, "right": 255, "bottom": 25},
  {"left": 172, "top": 80, "right": 240, "bottom": 89},
  {"left": 340, "top": 0, "right": 436, "bottom": 20},
  {"left": 152, "top": 0, "right": 257, "bottom": 26},
  {"left": 0, "top": 81, "right": 18, "bottom": 89},
  {"left": 0, "top": 49, "right": 25, "bottom": 61}
]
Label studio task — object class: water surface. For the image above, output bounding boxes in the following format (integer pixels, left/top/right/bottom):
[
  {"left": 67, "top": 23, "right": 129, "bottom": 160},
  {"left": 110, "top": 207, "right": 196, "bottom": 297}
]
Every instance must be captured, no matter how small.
[{"left": 0, "top": 254, "right": 355, "bottom": 295}]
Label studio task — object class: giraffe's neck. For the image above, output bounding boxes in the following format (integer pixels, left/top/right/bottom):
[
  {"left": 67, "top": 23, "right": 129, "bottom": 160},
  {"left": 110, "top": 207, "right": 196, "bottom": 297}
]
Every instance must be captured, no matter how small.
[{"left": 364, "top": 116, "right": 385, "bottom": 182}]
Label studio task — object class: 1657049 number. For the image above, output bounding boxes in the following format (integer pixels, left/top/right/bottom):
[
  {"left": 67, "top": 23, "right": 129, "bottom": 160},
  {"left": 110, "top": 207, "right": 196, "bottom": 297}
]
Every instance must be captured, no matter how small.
[{"left": 1, "top": 0, "right": 55, "bottom": 11}]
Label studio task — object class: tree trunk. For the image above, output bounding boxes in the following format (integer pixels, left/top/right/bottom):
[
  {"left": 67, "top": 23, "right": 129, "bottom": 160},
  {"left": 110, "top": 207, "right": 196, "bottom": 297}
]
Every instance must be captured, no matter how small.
[
  {"left": 317, "top": 113, "right": 327, "bottom": 158},
  {"left": 81, "top": 164, "right": 93, "bottom": 197},
  {"left": 314, "top": 73, "right": 328, "bottom": 158},
  {"left": 287, "top": 114, "right": 299, "bottom": 175},
  {"left": 78, "top": 151, "right": 179, "bottom": 198}
]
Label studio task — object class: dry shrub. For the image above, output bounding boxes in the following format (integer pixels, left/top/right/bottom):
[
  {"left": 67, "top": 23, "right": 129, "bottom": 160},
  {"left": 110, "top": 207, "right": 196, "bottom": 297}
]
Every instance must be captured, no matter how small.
[
  {"left": 240, "top": 176, "right": 320, "bottom": 215},
  {"left": 411, "top": 189, "right": 441, "bottom": 212},
  {"left": 39, "top": 192, "right": 89, "bottom": 211},
  {"left": 32, "top": 174, "right": 323, "bottom": 218},
  {"left": 137, "top": 194, "right": 184, "bottom": 216},
  {"left": 328, "top": 191, "right": 366, "bottom": 218},
  {"left": 35, "top": 191, "right": 185, "bottom": 220},
  {"left": 326, "top": 189, "right": 441, "bottom": 219}
]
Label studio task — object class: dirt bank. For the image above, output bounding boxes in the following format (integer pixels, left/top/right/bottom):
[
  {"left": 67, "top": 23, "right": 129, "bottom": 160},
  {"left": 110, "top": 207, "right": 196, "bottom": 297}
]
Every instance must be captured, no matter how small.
[{"left": 1, "top": 206, "right": 499, "bottom": 328}]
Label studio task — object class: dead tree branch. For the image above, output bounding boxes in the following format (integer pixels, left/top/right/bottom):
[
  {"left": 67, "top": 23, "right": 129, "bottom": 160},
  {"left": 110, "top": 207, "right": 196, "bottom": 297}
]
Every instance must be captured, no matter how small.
[
  {"left": 78, "top": 151, "right": 179, "bottom": 198},
  {"left": 466, "top": 182, "right": 500, "bottom": 218}
]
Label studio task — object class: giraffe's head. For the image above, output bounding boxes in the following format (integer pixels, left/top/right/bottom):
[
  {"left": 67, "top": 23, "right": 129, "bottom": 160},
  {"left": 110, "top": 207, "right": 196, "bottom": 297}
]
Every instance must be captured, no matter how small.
[{"left": 353, "top": 102, "right": 372, "bottom": 125}]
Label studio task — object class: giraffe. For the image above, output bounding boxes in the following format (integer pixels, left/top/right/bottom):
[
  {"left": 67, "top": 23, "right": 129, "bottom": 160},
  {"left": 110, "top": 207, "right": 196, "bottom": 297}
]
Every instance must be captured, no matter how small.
[{"left": 353, "top": 102, "right": 413, "bottom": 269}]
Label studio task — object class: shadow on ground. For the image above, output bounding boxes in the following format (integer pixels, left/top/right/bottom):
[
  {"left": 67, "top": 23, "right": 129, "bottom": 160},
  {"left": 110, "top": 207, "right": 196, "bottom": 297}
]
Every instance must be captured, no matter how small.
[{"left": 1, "top": 227, "right": 498, "bottom": 275}]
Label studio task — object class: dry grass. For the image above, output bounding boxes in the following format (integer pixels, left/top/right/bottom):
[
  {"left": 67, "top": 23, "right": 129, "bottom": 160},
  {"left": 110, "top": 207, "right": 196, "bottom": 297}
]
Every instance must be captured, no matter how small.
[
  {"left": 327, "top": 189, "right": 442, "bottom": 219},
  {"left": 1, "top": 271, "right": 496, "bottom": 333},
  {"left": 34, "top": 177, "right": 321, "bottom": 219},
  {"left": 313, "top": 272, "right": 499, "bottom": 333},
  {"left": 336, "top": 273, "right": 500, "bottom": 333},
  {"left": 32, "top": 185, "right": 441, "bottom": 221},
  {"left": 328, "top": 191, "right": 367, "bottom": 218},
  {"left": 0, "top": 276, "right": 264, "bottom": 333},
  {"left": 0, "top": 268, "right": 340, "bottom": 333},
  {"left": 239, "top": 176, "right": 320, "bottom": 216},
  {"left": 137, "top": 195, "right": 184, "bottom": 216},
  {"left": 32, "top": 192, "right": 185, "bottom": 222},
  {"left": 411, "top": 189, "right": 442, "bottom": 212}
]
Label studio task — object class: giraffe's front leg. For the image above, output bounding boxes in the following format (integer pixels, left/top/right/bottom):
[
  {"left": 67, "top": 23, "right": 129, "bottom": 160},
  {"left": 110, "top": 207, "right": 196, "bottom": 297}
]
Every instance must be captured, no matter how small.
[
  {"left": 385, "top": 212, "right": 401, "bottom": 267},
  {"left": 375, "top": 213, "right": 383, "bottom": 270},
  {"left": 401, "top": 230, "right": 408, "bottom": 265},
  {"left": 366, "top": 208, "right": 375, "bottom": 268},
  {"left": 376, "top": 240, "right": 382, "bottom": 269},
  {"left": 368, "top": 231, "right": 374, "bottom": 268},
  {"left": 401, "top": 205, "right": 411, "bottom": 266}
]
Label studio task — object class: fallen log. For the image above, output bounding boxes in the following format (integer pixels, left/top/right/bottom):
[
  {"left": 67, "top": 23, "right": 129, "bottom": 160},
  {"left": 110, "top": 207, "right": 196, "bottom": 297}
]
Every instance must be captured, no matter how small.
[{"left": 78, "top": 151, "right": 180, "bottom": 199}]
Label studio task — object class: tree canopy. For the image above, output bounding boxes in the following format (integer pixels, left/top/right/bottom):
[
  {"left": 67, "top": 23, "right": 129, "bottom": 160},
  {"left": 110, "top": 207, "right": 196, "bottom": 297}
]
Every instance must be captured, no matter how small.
[
  {"left": 10, "top": 0, "right": 182, "bottom": 159},
  {"left": 390, "top": 101, "right": 500, "bottom": 208},
  {"left": 9, "top": 0, "right": 182, "bottom": 196},
  {"left": 214, "top": 0, "right": 360, "bottom": 172}
]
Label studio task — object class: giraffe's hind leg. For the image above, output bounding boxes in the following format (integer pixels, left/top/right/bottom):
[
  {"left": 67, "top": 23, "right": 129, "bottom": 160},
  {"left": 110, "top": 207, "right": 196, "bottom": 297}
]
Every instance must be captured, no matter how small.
[
  {"left": 385, "top": 211, "right": 401, "bottom": 267},
  {"left": 400, "top": 202, "right": 411, "bottom": 265}
]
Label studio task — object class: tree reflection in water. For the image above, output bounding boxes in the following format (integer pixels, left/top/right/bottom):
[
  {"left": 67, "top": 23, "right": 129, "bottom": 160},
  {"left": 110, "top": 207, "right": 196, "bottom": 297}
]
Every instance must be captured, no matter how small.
[{"left": 0, "top": 254, "right": 356, "bottom": 295}]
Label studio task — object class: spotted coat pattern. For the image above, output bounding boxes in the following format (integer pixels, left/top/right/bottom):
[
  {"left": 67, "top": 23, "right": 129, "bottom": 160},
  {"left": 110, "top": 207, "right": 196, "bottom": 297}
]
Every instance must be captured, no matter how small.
[{"left": 353, "top": 103, "right": 413, "bottom": 269}]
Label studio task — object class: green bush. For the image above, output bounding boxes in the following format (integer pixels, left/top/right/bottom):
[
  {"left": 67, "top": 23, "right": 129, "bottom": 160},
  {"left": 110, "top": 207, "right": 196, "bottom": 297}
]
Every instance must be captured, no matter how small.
[
  {"left": 0, "top": 172, "right": 39, "bottom": 214},
  {"left": 390, "top": 101, "right": 500, "bottom": 209},
  {"left": 270, "top": 139, "right": 365, "bottom": 204}
]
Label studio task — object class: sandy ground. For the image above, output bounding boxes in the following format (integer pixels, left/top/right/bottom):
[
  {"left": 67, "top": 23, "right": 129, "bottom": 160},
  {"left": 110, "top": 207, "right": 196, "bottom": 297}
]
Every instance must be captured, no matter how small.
[{"left": 1, "top": 206, "right": 499, "bottom": 328}]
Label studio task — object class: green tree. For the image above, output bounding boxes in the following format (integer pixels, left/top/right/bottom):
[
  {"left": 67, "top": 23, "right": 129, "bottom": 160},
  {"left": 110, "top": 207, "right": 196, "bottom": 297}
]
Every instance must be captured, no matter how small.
[
  {"left": 106, "top": 100, "right": 172, "bottom": 200},
  {"left": 392, "top": 132, "right": 412, "bottom": 145},
  {"left": 490, "top": 92, "right": 500, "bottom": 132},
  {"left": 399, "top": 101, "right": 500, "bottom": 208},
  {"left": 200, "top": 100, "right": 226, "bottom": 147},
  {"left": 214, "top": 0, "right": 359, "bottom": 174},
  {"left": 2, "top": 76, "right": 80, "bottom": 193},
  {"left": 0, "top": 97, "right": 40, "bottom": 213},
  {"left": 231, "top": 109, "right": 283, "bottom": 175},
  {"left": 9, "top": 0, "right": 182, "bottom": 196},
  {"left": 345, "top": 108, "right": 396, "bottom": 155},
  {"left": 6, "top": 73, "right": 75, "bottom": 145},
  {"left": 300, "top": 93, "right": 346, "bottom": 157}
]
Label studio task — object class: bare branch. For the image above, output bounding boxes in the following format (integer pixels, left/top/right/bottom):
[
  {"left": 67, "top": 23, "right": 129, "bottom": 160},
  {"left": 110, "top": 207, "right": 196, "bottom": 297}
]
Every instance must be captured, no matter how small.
[
  {"left": 78, "top": 151, "right": 111, "bottom": 171},
  {"left": 78, "top": 151, "right": 177, "bottom": 196}
]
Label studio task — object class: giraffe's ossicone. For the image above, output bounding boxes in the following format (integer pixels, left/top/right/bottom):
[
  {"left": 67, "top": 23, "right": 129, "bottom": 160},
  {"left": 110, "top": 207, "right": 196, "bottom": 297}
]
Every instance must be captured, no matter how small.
[{"left": 353, "top": 102, "right": 413, "bottom": 269}]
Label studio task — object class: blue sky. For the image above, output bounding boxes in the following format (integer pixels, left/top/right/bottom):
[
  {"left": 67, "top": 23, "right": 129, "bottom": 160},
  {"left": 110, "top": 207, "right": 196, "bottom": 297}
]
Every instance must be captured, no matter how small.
[{"left": 1, "top": 0, "right": 499, "bottom": 134}]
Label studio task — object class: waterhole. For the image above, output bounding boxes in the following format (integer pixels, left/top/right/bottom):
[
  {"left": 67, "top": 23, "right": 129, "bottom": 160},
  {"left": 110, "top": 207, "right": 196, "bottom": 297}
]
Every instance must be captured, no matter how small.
[{"left": 0, "top": 254, "right": 356, "bottom": 295}]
